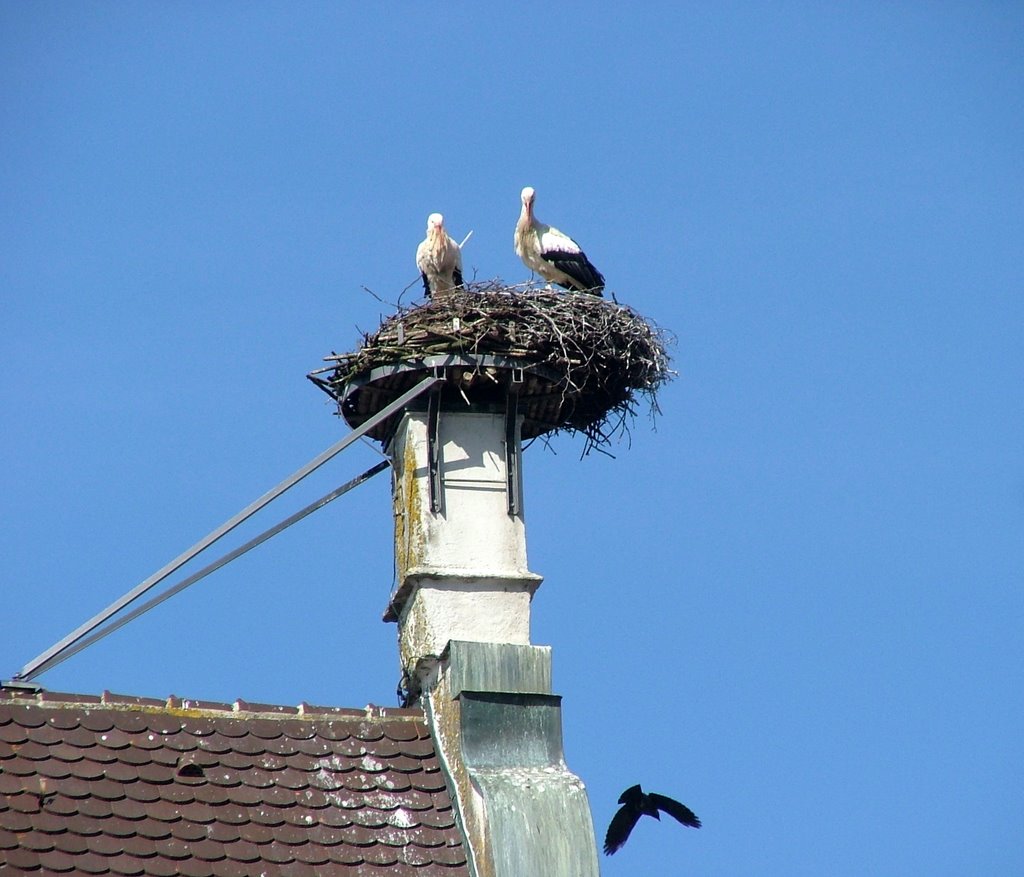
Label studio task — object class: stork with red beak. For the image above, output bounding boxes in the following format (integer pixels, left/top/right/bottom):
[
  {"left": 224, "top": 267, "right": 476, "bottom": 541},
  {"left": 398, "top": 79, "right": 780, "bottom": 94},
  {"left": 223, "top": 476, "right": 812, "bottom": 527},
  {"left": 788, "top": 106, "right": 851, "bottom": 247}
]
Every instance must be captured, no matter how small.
[
  {"left": 514, "top": 186, "right": 605, "bottom": 295},
  {"left": 416, "top": 212, "right": 464, "bottom": 298}
]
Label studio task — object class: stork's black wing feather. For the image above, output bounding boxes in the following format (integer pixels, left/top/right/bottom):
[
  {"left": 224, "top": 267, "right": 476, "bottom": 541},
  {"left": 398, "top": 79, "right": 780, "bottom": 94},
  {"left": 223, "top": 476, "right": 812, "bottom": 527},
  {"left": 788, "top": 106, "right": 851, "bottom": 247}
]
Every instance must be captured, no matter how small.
[
  {"left": 603, "top": 803, "right": 641, "bottom": 855},
  {"left": 541, "top": 249, "right": 605, "bottom": 295},
  {"left": 649, "top": 793, "right": 701, "bottom": 829},
  {"left": 453, "top": 266, "right": 464, "bottom": 288},
  {"left": 420, "top": 272, "right": 432, "bottom": 297}
]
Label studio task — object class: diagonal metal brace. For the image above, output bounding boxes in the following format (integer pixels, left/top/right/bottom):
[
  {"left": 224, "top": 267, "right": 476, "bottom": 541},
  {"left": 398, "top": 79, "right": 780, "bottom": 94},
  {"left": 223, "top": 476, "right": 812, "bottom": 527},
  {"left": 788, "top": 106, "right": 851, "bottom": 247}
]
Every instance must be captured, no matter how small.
[
  {"left": 15, "top": 374, "right": 442, "bottom": 683},
  {"left": 22, "top": 461, "right": 389, "bottom": 681}
]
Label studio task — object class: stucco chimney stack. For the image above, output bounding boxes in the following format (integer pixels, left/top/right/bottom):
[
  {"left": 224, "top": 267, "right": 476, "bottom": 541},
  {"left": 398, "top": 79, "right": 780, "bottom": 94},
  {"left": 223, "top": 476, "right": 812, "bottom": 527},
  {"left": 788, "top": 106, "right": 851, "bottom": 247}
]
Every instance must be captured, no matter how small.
[{"left": 385, "top": 406, "right": 542, "bottom": 684}]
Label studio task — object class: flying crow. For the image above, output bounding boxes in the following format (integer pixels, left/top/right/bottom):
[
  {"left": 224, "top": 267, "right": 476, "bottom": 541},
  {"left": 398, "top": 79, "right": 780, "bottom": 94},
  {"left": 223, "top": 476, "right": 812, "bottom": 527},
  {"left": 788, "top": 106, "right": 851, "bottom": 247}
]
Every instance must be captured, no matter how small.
[{"left": 604, "top": 784, "right": 701, "bottom": 855}]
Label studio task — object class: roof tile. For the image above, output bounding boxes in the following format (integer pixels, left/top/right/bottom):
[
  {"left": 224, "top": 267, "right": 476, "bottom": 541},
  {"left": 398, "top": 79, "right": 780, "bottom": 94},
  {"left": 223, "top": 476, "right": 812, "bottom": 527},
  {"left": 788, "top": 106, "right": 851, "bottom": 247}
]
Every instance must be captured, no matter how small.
[
  {"left": 7, "top": 791, "right": 44, "bottom": 813},
  {"left": 143, "top": 714, "right": 184, "bottom": 736},
  {"left": 380, "top": 720, "right": 422, "bottom": 743},
  {"left": 37, "top": 848, "right": 78, "bottom": 872},
  {"left": 269, "top": 767, "right": 308, "bottom": 790},
  {"left": 154, "top": 836, "right": 193, "bottom": 860},
  {"left": 174, "top": 800, "right": 215, "bottom": 825},
  {"left": 395, "top": 843, "right": 434, "bottom": 866},
  {"left": 192, "top": 782, "right": 231, "bottom": 806},
  {"left": 74, "top": 755, "right": 111, "bottom": 777},
  {"left": 148, "top": 748, "right": 181, "bottom": 768},
  {"left": 206, "top": 819, "right": 242, "bottom": 844},
  {"left": 120, "top": 745, "right": 158, "bottom": 767},
  {"left": 316, "top": 807, "right": 356, "bottom": 828},
  {"left": 109, "top": 854, "right": 150, "bottom": 877},
  {"left": 223, "top": 839, "right": 262, "bottom": 863},
  {"left": 102, "top": 815, "right": 143, "bottom": 839},
  {"left": 175, "top": 855, "right": 214, "bottom": 877},
  {"left": 15, "top": 739, "right": 52, "bottom": 761},
  {"left": 292, "top": 738, "right": 333, "bottom": 758},
  {"left": 263, "top": 785, "right": 302, "bottom": 807},
  {"left": 265, "top": 820, "right": 310, "bottom": 846},
  {"left": 90, "top": 776, "right": 131, "bottom": 801},
  {"left": 0, "top": 722, "right": 29, "bottom": 744},
  {"left": 3, "top": 846, "right": 42, "bottom": 870},
  {"left": 277, "top": 861, "right": 317, "bottom": 877},
  {"left": 260, "top": 841, "right": 297, "bottom": 865},
  {"left": 139, "top": 854, "right": 179, "bottom": 877},
  {"left": 76, "top": 795, "right": 115, "bottom": 820},
  {"left": 48, "top": 742, "right": 87, "bottom": 764},
  {"left": 205, "top": 768, "right": 244, "bottom": 789},
  {"left": 325, "top": 845, "right": 366, "bottom": 865},
  {"left": 110, "top": 712, "right": 151, "bottom": 734},
  {"left": 89, "top": 831, "right": 130, "bottom": 856},
  {"left": 363, "top": 844, "right": 401, "bottom": 866},
  {"left": 248, "top": 806, "right": 287, "bottom": 828},
  {"left": 44, "top": 710, "right": 84, "bottom": 731},
  {"left": 1, "top": 813, "right": 33, "bottom": 837},
  {"left": 158, "top": 783, "right": 196, "bottom": 805},
  {"left": 14, "top": 706, "right": 48, "bottom": 728},
  {"left": 292, "top": 842, "right": 330, "bottom": 865},
  {"left": 431, "top": 842, "right": 470, "bottom": 866},
  {"left": 131, "top": 732, "right": 170, "bottom": 752},
  {"left": 183, "top": 836, "right": 227, "bottom": 862},
  {"left": 197, "top": 737, "right": 234, "bottom": 757},
  {"left": 212, "top": 805, "right": 249, "bottom": 826},
  {"left": 52, "top": 829, "right": 89, "bottom": 855},
  {"left": 109, "top": 797, "right": 148, "bottom": 820},
  {"left": 132, "top": 819, "right": 173, "bottom": 841},
  {"left": 18, "top": 828, "right": 56, "bottom": 852},
  {"left": 79, "top": 711, "right": 116, "bottom": 733},
  {"left": 0, "top": 691, "right": 468, "bottom": 876}
]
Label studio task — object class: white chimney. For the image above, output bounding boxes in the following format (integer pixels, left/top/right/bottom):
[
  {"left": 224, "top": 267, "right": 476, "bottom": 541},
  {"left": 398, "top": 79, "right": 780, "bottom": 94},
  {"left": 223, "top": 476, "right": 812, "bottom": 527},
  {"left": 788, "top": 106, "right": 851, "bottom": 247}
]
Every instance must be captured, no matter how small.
[{"left": 385, "top": 407, "right": 542, "bottom": 685}]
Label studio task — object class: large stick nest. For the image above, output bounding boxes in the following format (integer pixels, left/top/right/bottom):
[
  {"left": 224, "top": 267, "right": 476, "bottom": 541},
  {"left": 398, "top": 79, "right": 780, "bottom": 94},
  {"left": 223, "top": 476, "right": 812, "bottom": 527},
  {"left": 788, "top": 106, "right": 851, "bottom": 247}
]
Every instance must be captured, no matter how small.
[{"left": 313, "top": 281, "right": 674, "bottom": 453}]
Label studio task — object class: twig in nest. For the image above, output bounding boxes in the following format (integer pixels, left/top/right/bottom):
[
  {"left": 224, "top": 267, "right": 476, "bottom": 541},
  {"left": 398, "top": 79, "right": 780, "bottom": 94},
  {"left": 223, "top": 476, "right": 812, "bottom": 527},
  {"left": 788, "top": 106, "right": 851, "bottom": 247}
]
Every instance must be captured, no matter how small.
[{"left": 362, "top": 285, "right": 400, "bottom": 309}]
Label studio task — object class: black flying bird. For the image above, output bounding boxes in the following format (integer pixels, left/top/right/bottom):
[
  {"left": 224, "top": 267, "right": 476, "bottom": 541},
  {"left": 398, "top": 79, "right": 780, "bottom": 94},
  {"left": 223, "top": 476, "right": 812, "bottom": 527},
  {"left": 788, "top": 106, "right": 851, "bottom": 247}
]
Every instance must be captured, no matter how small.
[{"left": 603, "top": 784, "right": 701, "bottom": 855}]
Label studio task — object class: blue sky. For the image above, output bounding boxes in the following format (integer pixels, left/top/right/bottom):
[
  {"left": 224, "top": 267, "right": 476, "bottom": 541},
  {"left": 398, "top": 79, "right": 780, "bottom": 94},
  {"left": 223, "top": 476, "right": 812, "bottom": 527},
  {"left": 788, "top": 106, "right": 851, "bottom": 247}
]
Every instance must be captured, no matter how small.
[{"left": 2, "top": 3, "right": 1022, "bottom": 874}]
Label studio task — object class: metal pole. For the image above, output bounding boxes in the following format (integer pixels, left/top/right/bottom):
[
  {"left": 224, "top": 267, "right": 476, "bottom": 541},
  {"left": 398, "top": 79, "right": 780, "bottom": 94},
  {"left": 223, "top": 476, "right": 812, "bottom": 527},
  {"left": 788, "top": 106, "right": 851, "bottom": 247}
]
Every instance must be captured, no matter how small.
[
  {"left": 25, "top": 461, "right": 389, "bottom": 680},
  {"left": 15, "top": 375, "right": 441, "bottom": 681}
]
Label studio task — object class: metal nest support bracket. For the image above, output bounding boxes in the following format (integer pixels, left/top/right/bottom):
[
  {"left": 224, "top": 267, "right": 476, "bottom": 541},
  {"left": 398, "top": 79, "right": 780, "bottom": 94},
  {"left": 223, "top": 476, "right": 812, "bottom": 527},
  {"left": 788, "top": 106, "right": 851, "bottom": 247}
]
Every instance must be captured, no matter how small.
[
  {"left": 427, "top": 382, "right": 444, "bottom": 515},
  {"left": 505, "top": 374, "right": 523, "bottom": 517}
]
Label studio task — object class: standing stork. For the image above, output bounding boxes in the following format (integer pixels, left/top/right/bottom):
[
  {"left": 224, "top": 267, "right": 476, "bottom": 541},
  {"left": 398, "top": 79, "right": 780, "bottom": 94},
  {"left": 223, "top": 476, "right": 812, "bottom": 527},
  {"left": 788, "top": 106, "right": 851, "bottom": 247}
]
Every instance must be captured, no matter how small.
[
  {"left": 514, "top": 186, "right": 605, "bottom": 295},
  {"left": 416, "top": 212, "right": 464, "bottom": 298}
]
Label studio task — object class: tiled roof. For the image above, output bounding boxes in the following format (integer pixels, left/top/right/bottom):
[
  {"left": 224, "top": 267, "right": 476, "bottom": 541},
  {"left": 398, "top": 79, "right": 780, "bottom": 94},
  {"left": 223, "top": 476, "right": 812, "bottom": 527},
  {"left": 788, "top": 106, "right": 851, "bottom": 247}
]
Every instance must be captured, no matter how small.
[{"left": 0, "top": 688, "right": 468, "bottom": 876}]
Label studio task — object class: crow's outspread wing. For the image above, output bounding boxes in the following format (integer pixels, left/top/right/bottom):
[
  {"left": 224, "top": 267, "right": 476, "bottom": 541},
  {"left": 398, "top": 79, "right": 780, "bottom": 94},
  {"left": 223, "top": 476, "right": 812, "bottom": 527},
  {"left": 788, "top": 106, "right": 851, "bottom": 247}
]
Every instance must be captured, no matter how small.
[
  {"left": 649, "top": 793, "right": 701, "bottom": 829},
  {"left": 603, "top": 803, "right": 641, "bottom": 855}
]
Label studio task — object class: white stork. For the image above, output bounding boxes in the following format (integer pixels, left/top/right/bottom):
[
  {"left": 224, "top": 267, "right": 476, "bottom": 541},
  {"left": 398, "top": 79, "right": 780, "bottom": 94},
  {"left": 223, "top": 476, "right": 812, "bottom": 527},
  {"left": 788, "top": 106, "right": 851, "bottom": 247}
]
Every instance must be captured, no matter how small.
[
  {"left": 514, "top": 186, "right": 605, "bottom": 295},
  {"left": 415, "top": 212, "right": 464, "bottom": 298}
]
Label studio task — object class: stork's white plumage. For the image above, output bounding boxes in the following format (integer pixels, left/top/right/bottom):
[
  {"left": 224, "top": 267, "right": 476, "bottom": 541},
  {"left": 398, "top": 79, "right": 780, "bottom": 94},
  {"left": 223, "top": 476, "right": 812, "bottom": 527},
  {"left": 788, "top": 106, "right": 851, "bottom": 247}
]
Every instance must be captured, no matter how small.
[
  {"left": 514, "top": 186, "right": 605, "bottom": 295},
  {"left": 416, "top": 213, "right": 464, "bottom": 298}
]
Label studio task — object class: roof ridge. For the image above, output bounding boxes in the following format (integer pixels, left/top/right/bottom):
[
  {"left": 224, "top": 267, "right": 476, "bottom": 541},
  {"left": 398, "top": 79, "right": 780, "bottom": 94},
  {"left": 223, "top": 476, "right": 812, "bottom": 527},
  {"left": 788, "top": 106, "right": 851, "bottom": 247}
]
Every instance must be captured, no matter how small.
[{"left": 0, "top": 685, "right": 426, "bottom": 720}]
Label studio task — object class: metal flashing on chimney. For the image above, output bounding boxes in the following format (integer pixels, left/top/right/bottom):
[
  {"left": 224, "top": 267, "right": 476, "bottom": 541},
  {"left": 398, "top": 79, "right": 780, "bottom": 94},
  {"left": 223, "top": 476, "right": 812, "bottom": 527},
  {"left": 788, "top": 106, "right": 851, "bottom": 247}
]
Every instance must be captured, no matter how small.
[
  {"left": 445, "top": 641, "right": 552, "bottom": 699},
  {"left": 425, "top": 640, "right": 600, "bottom": 877}
]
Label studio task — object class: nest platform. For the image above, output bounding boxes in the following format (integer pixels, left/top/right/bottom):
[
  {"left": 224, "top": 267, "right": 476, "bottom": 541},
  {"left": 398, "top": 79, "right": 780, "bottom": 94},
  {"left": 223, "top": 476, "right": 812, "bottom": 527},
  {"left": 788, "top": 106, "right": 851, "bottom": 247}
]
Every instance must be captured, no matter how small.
[{"left": 309, "top": 282, "right": 673, "bottom": 451}]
